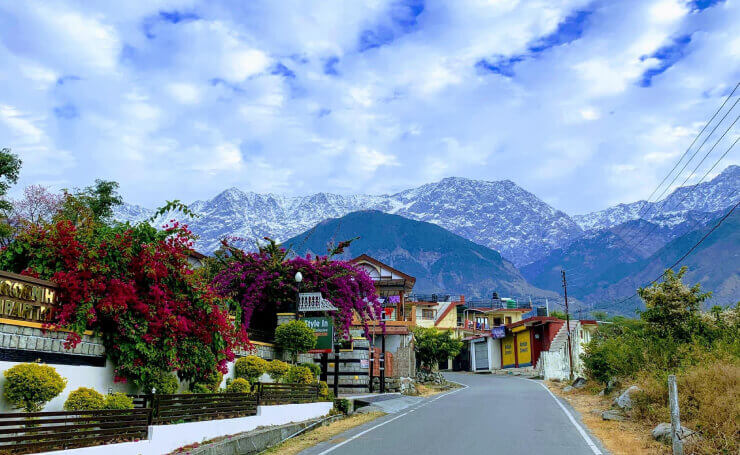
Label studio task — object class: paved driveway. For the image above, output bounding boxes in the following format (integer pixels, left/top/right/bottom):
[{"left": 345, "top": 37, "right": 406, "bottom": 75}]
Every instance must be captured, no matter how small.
[{"left": 299, "top": 372, "right": 608, "bottom": 455}]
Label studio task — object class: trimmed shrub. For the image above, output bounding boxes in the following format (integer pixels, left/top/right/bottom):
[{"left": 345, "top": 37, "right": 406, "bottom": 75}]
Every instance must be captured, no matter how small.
[
  {"left": 235, "top": 356, "right": 269, "bottom": 383},
  {"left": 300, "top": 362, "right": 320, "bottom": 379},
  {"left": 225, "top": 378, "right": 251, "bottom": 394},
  {"left": 144, "top": 370, "right": 179, "bottom": 394},
  {"left": 3, "top": 363, "right": 67, "bottom": 412},
  {"left": 190, "top": 371, "right": 223, "bottom": 393},
  {"left": 285, "top": 365, "right": 314, "bottom": 385},
  {"left": 275, "top": 321, "right": 316, "bottom": 363},
  {"left": 103, "top": 392, "right": 134, "bottom": 410},
  {"left": 266, "top": 360, "right": 290, "bottom": 383},
  {"left": 64, "top": 387, "right": 105, "bottom": 411},
  {"left": 318, "top": 381, "right": 329, "bottom": 399}
]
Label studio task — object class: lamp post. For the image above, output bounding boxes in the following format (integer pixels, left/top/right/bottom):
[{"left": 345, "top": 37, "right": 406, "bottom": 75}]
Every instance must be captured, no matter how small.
[{"left": 294, "top": 271, "right": 303, "bottom": 320}]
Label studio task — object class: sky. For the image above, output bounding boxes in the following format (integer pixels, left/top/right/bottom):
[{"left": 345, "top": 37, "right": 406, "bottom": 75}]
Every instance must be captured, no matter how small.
[{"left": 0, "top": 0, "right": 738, "bottom": 215}]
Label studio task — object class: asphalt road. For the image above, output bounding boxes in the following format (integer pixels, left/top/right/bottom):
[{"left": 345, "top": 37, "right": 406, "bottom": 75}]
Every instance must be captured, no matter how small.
[{"left": 299, "top": 372, "right": 607, "bottom": 455}]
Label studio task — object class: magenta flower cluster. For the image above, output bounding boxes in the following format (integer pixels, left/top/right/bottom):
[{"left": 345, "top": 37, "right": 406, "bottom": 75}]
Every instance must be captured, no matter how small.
[{"left": 213, "top": 247, "right": 383, "bottom": 339}]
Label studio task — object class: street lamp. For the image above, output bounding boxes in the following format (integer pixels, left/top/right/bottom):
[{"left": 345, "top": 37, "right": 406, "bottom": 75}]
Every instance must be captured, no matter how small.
[{"left": 294, "top": 271, "right": 303, "bottom": 320}]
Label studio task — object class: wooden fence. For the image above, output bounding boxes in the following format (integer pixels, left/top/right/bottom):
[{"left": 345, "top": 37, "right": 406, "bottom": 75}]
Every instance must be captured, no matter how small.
[
  {"left": 151, "top": 392, "right": 259, "bottom": 425},
  {"left": 0, "top": 409, "right": 151, "bottom": 454},
  {"left": 255, "top": 383, "right": 320, "bottom": 405}
]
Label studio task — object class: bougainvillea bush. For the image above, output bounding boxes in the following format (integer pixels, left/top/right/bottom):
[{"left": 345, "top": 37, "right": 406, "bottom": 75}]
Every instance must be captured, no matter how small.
[
  {"left": 0, "top": 220, "right": 245, "bottom": 389},
  {"left": 212, "top": 239, "right": 382, "bottom": 340}
]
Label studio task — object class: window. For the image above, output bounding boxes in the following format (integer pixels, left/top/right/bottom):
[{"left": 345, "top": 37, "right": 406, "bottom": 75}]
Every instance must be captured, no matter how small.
[
  {"left": 422, "top": 309, "right": 435, "bottom": 320},
  {"left": 493, "top": 317, "right": 502, "bottom": 326},
  {"left": 505, "top": 316, "right": 512, "bottom": 324}
]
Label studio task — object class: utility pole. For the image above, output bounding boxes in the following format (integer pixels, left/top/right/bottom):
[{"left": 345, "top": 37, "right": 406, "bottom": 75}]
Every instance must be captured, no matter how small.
[
  {"left": 545, "top": 298, "right": 550, "bottom": 317},
  {"left": 562, "top": 270, "right": 574, "bottom": 381}
]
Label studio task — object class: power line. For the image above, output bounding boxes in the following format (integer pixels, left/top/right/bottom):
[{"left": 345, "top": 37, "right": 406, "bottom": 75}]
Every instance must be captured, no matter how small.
[
  {"left": 614, "top": 83, "right": 739, "bottom": 248},
  {"left": 620, "top": 98, "right": 739, "bottom": 248},
  {"left": 627, "top": 120, "right": 739, "bottom": 249},
  {"left": 592, "top": 199, "right": 740, "bottom": 311}
]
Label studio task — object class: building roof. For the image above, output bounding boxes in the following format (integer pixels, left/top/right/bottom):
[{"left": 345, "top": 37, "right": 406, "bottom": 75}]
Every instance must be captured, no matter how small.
[
  {"left": 350, "top": 254, "right": 416, "bottom": 291},
  {"left": 506, "top": 316, "right": 564, "bottom": 330}
]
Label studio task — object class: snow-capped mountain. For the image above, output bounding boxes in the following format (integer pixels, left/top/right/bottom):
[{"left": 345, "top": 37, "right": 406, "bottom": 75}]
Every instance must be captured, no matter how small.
[
  {"left": 573, "top": 165, "right": 739, "bottom": 231},
  {"left": 115, "top": 177, "right": 583, "bottom": 266},
  {"left": 114, "top": 165, "right": 738, "bottom": 268}
]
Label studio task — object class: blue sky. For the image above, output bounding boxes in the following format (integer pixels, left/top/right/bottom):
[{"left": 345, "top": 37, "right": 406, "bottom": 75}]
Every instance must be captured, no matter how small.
[{"left": 0, "top": 0, "right": 738, "bottom": 214}]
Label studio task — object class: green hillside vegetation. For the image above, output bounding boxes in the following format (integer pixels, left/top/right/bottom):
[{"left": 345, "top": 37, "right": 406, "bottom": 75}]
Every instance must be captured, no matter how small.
[
  {"left": 582, "top": 268, "right": 739, "bottom": 454},
  {"left": 283, "top": 210, "right": 555, "bottom": 298}
]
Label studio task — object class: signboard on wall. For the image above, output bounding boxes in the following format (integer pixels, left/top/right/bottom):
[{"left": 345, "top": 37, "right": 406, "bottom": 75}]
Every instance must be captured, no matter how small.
[
  {"left": 0, "top": 271, "right": 56, "bottom": 323},
  {"left": 490, "top": 326, "right": 506, "bottom": 339},
  {"left": 303, "top": 316, "right": 334, "bottom": 353}
]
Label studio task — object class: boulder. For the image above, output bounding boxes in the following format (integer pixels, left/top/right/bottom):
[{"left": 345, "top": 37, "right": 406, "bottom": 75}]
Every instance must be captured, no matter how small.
[
  {"left": 563, "top": 385, "right": 574, "bottom": 392},
  {"left": 602, "top": 410, "right": 627, "bottom": 421},
  {"left": 651, "top": 423, "right": 697, "bottom": 444},
  {"left": 572, "top": 377, "right": 587, "bottom": 389},
  {"left": 605, "top": 378, "right": 620, "bottom": 394},
  {"left": 613, "top": 385, "right": 640, "bottom": 410}
]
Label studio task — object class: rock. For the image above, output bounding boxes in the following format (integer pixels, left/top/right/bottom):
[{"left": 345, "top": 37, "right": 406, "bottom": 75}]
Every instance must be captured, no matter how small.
[
  {"left": 602, "top": 410, "right": 627, "bottom": 421},
  {"left": 572, "top": 377, "right": 587, "bottom": 389},
  {"left": 651, "top": 423, "right": 697, "bottom": 444},
  {"left": 563, "top": 386, "right": 574, "bottom": 392},
  {"left": 589, "top": 409, "right": 603, "bottom": 416},
  {"left": 613, "top": 385, "right": 640, "bottom": 410},
  {"left": 605, "top": 378, "right": 620, "bottom": 394},
  {"left": 598, "top": 390, "right": 605, "bottom": 396}
]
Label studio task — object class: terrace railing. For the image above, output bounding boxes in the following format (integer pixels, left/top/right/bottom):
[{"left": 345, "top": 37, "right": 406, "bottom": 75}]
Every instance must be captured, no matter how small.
[
  {"left": 150, "top": 392, "right": 259, "bottom": 425},
  {"left": 255, "top": 383, "right": 320, "bottom": 405},
  {"left": 0, "top": 409, "right": 150, "bottom": 454}
]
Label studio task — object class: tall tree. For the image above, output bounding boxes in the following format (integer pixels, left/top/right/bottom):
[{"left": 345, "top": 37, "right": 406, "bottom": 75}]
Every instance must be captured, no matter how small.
[
  {"left": 0, "top": 148, "right": 22, "bottom": 245},
  {"left": 58, "top": 179, "right": 123, "bottom": 226},
  {"left": 11, "top": 185, "right": 63, "bottom": 226}
]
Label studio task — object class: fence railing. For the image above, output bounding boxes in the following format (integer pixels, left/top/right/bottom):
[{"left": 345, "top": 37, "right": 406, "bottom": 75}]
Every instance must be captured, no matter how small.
[
  {"left": 151, "top": 392, "right": 259, "bottom": 425},
  {"left": 255, "top": 383, "right": 320, "bottom": 405},
  {"left": 0, "top": 409, "right": 151, "bottom": 454}
]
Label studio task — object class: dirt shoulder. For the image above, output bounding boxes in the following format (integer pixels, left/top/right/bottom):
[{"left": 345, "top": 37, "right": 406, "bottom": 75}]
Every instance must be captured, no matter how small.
[
  {"left": 262, "top": 411, "right": 385, "bottom": 455},
  {"left": 546, "top": 381, "right": 669, "bottom": 455}
]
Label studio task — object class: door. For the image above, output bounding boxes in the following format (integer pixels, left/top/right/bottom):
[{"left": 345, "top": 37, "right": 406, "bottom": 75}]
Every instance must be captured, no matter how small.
[
  {"left": 502, "top": 335, "right": 516, "bottom": 368},
  {"left": 516, "top": 331, "right": 531, "bottom": 367},
  {"left": 474, "top": 340, "right": 489, "bottom": 371}
]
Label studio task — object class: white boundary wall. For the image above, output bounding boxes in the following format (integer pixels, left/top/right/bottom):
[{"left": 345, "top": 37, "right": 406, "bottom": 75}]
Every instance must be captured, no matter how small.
[{"left": 36, "top": 402, "right": 333, "bottom": 455}]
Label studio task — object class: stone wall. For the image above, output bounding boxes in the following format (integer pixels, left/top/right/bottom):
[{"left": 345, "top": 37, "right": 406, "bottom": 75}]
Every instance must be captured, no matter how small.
[
  {"left": 315, "top": 338, "right": 371, "bottom": 395},
  {"left": 392, "top": 344, "right": 416, "bottom": 378},
  {"left": 0, "top": 322, "right": 105, "bottom": 359}
]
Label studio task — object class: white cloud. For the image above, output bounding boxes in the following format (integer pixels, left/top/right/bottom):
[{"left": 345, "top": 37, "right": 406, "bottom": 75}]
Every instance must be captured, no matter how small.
[{"left": 166, "top": 83, "right": 202, "bottom": 104}]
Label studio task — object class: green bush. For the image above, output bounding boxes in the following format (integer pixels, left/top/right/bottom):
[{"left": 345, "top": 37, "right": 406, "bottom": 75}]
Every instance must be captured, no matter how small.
[
  {"left": 333, "top": 398, "right": 350, "bottom": 414},
  {"left": 64, "top": 387, "right": 105, "bottom": 411},
  {"left": 235, "top": 356, "right": 269, "bottom": 383},
  {"left": 190, "top": 371, "right": 223, "bottom": 393},
  {"left": 318, "top": 381, "right": 329, "bottom": 399},
  {"left": 103, "top": 392, "right": 134, "bottom": 410},
  {"left": 266, "top": 360, "right": 290, "bottom": 383},
  {"left": 3, "top": 363, "right": 67, "bottom": 412},
  {"left": 284, "top": 365, "right": 314, "bottom": 385},
  {"left": 275, "top": 321, "right": 317, "bottom": 363},
  {"left": 299, "top": 362, "right": 320, "bottom": 379},
  {"left": 225, "top": 378, "right": 251, "bottom": 394},
  {"left": 144, "top": 370, "right": 179, "bottom": 394}
]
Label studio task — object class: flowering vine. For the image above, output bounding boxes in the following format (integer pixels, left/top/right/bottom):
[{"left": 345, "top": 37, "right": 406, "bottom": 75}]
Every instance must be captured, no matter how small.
[
  {"left": 212, "top": 239, "right": 383, "bottom": 339},
  {"left": 0, "top": 220, "right": 245, "bottom": 388}
]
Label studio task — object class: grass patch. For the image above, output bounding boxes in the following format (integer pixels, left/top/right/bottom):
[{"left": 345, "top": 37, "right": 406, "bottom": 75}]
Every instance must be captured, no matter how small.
[
  {"left": 547, "top": 381, "right": 669, "bottom": 455},
  {"left": 414, "top": 382, "right": 460, "bottom": 397},
  {"left": 262, "top": 412, "right": 385, "bottom": 455}
]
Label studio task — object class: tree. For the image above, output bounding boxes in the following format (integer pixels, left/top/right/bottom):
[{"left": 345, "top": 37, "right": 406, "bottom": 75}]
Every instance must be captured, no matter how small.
[
  {"left": 0, "top": 148, "right": 22, "bottom": 244},
  {"left": 57, "top": 179, "right": 123, "bottom": 226},
  {"left": 275, "top": 320, "right": 317, "bottom": 363},
  {"left": 638, "top": 267, "right": 710, "bottom": 342},
  {"left": 413, "top": 327, "right": 463, "bottom": 370},
  {"left": 11, "top": 185, "right": 63, "bottom": 226}
]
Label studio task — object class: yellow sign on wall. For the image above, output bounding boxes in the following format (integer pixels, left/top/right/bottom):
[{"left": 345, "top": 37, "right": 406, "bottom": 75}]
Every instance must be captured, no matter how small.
[
  {"left": 502, "top": 335, "right": 516, "bottom": 368},
  {"left": 516, "top": 331, "right": 531, "bottom": 367},
  {"left": 0, "top": 271, "right": 56, "bottom": 323}
]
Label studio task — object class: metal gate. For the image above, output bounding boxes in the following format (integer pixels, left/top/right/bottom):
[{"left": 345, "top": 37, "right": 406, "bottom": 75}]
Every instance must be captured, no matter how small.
[{"left": 474, "top": 340, "right": 489, "bottom": 371}]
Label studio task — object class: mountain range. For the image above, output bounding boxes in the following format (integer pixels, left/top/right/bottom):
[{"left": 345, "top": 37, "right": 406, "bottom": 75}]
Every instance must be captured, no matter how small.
[
  {"left": 115, "top": 165, "right": 739, "bottom": 309},
  {"left": 281, "top": 210, "right": 557, "bottom": 300}
]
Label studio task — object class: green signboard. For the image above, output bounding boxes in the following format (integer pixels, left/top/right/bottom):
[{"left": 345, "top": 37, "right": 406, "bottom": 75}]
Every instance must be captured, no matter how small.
[{"left": 303, "top": 316, "right": 334, "bottom": 353}]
